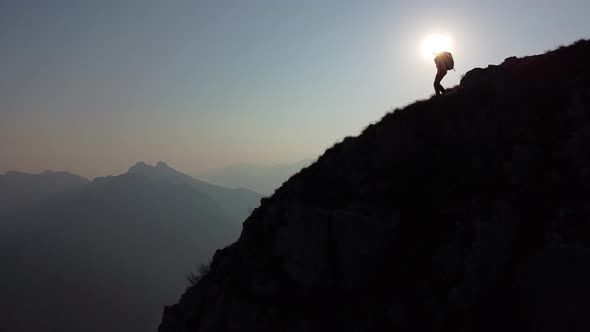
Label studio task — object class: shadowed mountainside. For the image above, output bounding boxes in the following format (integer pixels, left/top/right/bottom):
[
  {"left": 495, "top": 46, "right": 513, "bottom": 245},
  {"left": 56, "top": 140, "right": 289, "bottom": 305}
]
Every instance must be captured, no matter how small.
[
  {"left": 159, "top": 40, "right": 590, "bottom": 332},
  {"left": 0, "top": 170, "right": 89, "bottom": 213}
]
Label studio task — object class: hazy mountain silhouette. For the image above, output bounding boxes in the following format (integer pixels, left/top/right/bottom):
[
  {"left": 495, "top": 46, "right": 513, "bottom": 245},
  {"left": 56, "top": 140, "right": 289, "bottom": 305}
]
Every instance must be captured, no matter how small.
[
  {"left": 0, "top": 163, "right": 260, "bottom": 332},
  {"left": 159, "top": 40, "right": 590, "bottom": 332},
  {"left": 197, "top": 159, "right": 315, "bottom": 195},
  {"left": 0, "top": 170, "right": 89, "bottom": 214},
  {"left": 129, "top": 161, "right": 263, "bottom": 221}
]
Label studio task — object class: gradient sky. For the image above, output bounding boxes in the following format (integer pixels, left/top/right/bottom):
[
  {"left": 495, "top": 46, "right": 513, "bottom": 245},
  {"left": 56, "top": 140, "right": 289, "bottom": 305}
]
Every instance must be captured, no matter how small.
[{"left": 1, "top": 0, "right": 588, "bottom": 178}]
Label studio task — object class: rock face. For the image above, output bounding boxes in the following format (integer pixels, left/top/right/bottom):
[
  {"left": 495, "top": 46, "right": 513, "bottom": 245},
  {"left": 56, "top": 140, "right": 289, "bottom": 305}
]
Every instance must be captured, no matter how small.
[{"left": 159, "top": 40, "right": 590, "bottom": 332}]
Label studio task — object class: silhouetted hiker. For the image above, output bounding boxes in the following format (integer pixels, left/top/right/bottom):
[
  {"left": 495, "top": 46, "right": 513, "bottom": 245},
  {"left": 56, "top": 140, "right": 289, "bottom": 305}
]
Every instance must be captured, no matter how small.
[{"left": 433, "top": 51, "right": 454, "bottom": 95}]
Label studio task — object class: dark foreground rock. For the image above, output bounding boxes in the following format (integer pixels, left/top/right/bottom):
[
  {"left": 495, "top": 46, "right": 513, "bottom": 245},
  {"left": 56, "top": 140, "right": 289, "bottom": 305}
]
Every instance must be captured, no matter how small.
[{"left": 159, "top": 40, "right": 590, "bottom": 332}]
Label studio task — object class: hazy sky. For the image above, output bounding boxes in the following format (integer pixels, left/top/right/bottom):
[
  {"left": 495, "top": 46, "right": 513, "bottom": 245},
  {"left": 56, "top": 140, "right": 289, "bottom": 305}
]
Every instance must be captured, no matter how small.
[{"left": 1, "top": 0, "right": 588, "bottom": 178}]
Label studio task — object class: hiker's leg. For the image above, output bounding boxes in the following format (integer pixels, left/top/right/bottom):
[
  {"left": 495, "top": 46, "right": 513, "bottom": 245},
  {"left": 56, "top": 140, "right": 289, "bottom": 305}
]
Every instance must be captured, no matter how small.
[
  {"left": 434, "top": 70, "right": 447, "bottom": 95},
  {"left": 434, "top": 82, "right": 446, "bottom": 95},
  {"left": 434, "top": 79, "right": 442, "bottom": 95},
  {"left": 434, "top": 79, "right": 444, "bottom": 95}
]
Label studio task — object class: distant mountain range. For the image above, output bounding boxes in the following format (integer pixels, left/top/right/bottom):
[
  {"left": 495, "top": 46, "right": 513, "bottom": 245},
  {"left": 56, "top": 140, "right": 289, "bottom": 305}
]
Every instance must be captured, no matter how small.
[
  {"left": 196, "top": 159, "right": 314, "bottom": 195},
  {"left": 0, "top": 162, "right": 262, "bottom": 332},
  {"left": 0, "top": 170, "right": 89, "bottom": 213},
  {"left": 129, "top": 161, "right": 262, "bottom": 221}
]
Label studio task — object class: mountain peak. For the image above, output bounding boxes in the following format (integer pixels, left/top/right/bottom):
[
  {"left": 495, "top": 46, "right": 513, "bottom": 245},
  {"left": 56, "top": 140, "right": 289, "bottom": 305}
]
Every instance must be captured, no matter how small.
[
  {"left": 128, "top": 161, "right": 173, "bottom": 174},
  {"left": 156, "top": 161, "right": 170, "bottom": 168},
  {"left": 124, "top": 160, "right": 263, "bottom": 221},
  {"left": 128, "top": 161, "right": 149, "bottom": 172},
  {"left": 127, "top": 161, "right": 189, "bottom": 184}
]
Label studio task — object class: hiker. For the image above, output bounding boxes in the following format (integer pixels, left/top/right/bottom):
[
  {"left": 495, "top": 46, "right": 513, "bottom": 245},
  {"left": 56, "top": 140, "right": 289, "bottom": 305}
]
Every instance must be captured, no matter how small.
[{"left": 433, "top": 51, "right": 454, "bottom": 95}]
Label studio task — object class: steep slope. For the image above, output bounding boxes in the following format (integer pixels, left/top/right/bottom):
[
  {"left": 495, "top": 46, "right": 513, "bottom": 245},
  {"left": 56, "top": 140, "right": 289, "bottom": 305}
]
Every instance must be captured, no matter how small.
[
  {"left": 159, "top": 40, "right": 590, "bottom": 332},
  {"left": 128, "top": 161, "right": 263, "bottom": 221},
  {"left": 0, "top": 173, "right": 240, "bottom": 332},
  {"left": 0, "top": 170, "right": 89, "bottom": 213}
]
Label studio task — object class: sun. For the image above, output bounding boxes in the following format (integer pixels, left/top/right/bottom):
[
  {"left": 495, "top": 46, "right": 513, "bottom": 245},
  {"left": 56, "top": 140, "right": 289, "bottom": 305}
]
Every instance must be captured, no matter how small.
[{"left": 421, "top": 34, "right": 452, "bottom": 59}]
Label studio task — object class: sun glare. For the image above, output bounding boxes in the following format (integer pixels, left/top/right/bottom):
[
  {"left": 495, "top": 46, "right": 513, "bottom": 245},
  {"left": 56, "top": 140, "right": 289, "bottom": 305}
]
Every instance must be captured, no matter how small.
[{"left": 421, "top": 34, "right": 452, "bottom": 59}]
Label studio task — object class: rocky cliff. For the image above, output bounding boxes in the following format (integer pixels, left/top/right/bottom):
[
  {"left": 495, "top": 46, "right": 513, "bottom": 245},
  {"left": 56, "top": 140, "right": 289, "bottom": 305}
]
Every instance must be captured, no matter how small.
[{"left": 159, "top": 40, "right": 590, "bottom": 332}]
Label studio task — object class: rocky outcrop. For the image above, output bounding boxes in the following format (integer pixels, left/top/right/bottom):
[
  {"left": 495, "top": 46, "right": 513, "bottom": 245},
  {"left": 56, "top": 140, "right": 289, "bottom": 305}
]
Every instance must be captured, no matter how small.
[{"left": 159, "top": 40, "right": 590, "bottom": 332}]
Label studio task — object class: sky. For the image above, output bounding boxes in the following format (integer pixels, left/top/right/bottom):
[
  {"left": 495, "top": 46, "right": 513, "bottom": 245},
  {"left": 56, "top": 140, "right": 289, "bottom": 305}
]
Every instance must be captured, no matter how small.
[{"left": 1, "top": 0, "right": 588, "bottom": 178}]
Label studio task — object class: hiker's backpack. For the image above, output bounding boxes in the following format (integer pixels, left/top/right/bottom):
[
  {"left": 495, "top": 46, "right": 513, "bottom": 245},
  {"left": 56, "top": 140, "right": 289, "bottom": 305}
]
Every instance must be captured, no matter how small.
[{"left": 436, "top": 52, "right": 454, "bottom": 71}]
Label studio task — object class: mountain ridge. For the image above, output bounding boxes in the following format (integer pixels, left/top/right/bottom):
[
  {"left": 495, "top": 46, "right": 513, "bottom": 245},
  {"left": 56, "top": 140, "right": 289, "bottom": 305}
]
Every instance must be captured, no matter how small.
[
  {"left": 159, "top": 40, "right": 590, "bottom": 332},
  {"left": 127, "top": 161, "right": 263, "bottom": 222},
  {"left": 0, "top": 170, "right": 90, "bottom": 213}
]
